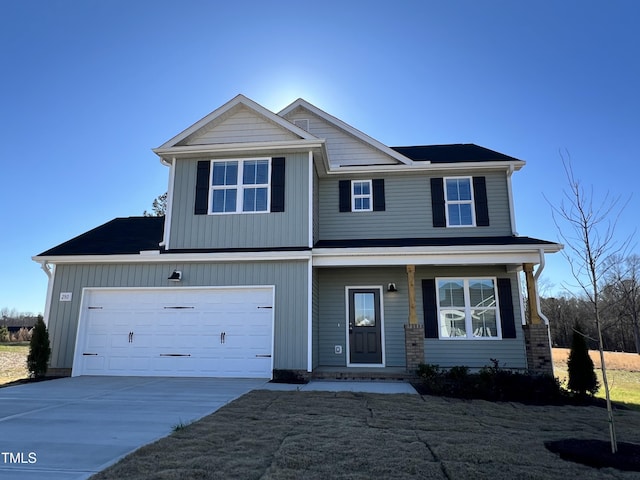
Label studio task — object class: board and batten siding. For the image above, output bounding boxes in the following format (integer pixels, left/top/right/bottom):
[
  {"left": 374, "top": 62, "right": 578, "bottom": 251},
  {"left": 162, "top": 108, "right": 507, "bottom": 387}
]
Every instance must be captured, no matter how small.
[
  {"left": 318, "top": 171, "right": 512, "bottom": 240},
  {"left": 316, "top": 266, "right": 526, "bottom": 369},
  {"left": 180, "top": 105, "right": 299, "bottom": 145},
  {"left": 47, "top": 261, "right": 309, "bottom": 372},
  {"left": 284, "top": 108, "right": 398, "bottom": 167},
  {"left": 169, "top": 152, "right": 310, "bottom": 249}
]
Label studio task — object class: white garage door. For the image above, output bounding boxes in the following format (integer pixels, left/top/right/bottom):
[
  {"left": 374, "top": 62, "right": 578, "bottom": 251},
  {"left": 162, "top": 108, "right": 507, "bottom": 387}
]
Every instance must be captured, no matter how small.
[{"left": 72, "top": 287, "right": 274, "bottom": 378}]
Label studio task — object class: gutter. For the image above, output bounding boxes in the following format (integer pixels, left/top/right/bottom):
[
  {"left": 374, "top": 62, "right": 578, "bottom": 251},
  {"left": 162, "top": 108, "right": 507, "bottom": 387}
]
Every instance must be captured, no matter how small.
[
  {"left": 533, "top": 248, "right": 550, "bottom": 324},
  {"left": 37, "top": 261, "right": 55, "bottom": 327}
]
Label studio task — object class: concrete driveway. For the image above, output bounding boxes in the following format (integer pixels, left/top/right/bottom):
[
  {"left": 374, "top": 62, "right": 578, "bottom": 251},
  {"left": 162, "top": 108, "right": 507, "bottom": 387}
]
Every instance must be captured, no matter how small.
[{"left": 0, "top": 376, "right": 268, "bottom": 480}]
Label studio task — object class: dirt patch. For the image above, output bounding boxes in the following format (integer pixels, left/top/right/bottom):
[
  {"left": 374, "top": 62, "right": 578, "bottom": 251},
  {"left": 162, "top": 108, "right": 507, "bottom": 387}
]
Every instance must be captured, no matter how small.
[
  {"left": 91, "top": 390, "right": 640, "bottom": 480},
  {"left": 553, "top": 348, "right": 640, "bottom": 372},
  {"left": 545, "top": 439, "right": 640, "bottom": 471}
]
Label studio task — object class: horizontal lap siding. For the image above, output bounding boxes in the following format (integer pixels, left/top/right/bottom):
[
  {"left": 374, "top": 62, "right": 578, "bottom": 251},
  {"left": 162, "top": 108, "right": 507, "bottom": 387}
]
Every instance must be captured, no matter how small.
[
  {"left": 319, "top": 171, "right": 512, "bottom": 240},
  {"left": 183, "top": 106, "right": 298, "bottom": 145},
  {"left": 170, "top": 152, "right": 309, "bottom": 249},
  {"left": 317, "top": 267, "right": 408, "bottom": 367},
  {"left": 417, "top": 266, "right": 527, "bottom": 369},
  {"left": 48, "top": 261, "right": 309, "bottom": 371},
  {"left": 284, "top": 110, "right": 397, "bottom": 167},
  {"left": 315, "top": 266, "right": 526, "bottom": 369}
]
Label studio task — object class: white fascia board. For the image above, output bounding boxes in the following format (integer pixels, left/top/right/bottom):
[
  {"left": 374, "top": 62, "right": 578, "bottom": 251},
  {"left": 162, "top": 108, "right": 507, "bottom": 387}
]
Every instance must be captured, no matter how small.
[
  {"left": 312, "top": 245, "right": 562, "bottom": 267},
  {"left": 325, "top": 160, "right": 525, "bottom": 175},
  {"left": 153, "top": 139, "right": 326, "bottom": 160},
  {"left": 32, "top": 250, "right": 312, "bottom": 265},
  {"left": 158, "top": 94, "right": 317, "bottom": 150},
  {"left": 278, "top": 99, "right": 414, "bottom": 166}
]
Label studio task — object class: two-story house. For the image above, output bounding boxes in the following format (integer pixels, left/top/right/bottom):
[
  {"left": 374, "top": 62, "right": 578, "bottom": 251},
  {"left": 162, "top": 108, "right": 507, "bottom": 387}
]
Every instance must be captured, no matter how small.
[{"left": 33, "top": 95, "right": 561, "bottom": 379}]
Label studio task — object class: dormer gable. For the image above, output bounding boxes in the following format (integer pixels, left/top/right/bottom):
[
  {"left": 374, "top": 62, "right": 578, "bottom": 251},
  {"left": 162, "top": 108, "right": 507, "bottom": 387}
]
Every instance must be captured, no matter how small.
[
  {"left": 279, "top": 99, "right": 413, "bottom": 168},
  {"left": 157, "top": 94, "right": 317, "bottom": 150}
]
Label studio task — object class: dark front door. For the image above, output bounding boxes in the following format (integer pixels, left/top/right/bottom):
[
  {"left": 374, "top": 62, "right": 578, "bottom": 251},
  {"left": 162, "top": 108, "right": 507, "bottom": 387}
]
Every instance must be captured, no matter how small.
[{"left": 348, "top": 288, "right": 382, "bottom": 364}]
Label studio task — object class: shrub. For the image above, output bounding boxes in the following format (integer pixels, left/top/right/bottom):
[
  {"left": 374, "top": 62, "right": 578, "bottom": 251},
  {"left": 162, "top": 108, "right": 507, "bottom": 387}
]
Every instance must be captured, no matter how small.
[
  {"left": 417, "top": 363, "right": 441, "bottom": 381},
  {"left": 27, "top": 316, "right": 50, "bottom": 378},
  {"left": 415, "top": 360, "right": 564, "bottom": 404},
  {"left": 567, "top": 322, "right": 599, "bottom": 396},
  {"left": 0, "top": 325, "right": 9, "bottom": 342}
]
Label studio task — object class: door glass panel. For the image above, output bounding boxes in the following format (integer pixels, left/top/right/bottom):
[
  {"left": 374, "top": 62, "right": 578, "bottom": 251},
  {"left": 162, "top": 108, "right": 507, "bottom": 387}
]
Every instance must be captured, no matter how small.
[{"left": 354, "top": 293, "right": 375, "bottom": 327}]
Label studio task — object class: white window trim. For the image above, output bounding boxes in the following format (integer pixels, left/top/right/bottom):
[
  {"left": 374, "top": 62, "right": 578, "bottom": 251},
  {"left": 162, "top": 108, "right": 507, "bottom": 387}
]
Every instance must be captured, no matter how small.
[
  {"left": 209, "top": 158, "right": 271, "bottom": 215},
  {"left": 444, "top": 176, "right": 476, "bottom": 227},
  {"left": 435, "top": 277, "right": 502, "bottom": 340},
  {"left": 351, "top": 179, "right": 373, "bottom": 212}
]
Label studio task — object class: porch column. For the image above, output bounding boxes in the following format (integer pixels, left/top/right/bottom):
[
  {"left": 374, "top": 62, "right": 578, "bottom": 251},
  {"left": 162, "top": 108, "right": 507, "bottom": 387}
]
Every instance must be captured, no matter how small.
[
  {"left": 523, "top": 263, "right": 541, "bottom": 324},
  {"left": 522, "top": 263, "right": 553, "bottom": 375},
  {"left": 404, "top": 264, "right": 425, "bottom": 373},
  {"left": 407, "top": 265, "right": 417, "bottom": 325}
]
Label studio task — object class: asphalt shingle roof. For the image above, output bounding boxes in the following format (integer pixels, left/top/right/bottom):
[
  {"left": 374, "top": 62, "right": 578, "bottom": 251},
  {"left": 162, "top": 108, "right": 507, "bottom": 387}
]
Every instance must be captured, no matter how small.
[
  {"left": 37, "top": 217, "right": 164, "bottom": 256},
  {"left": 391, "top": 144, "right": 522, "bottom": 163}
]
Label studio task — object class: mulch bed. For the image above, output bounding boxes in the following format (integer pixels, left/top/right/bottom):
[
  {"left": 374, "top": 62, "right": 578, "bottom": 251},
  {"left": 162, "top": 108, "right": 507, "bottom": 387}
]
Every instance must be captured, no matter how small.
[{"left": 545, "top": 439, "right": 640, "bottom": 471}]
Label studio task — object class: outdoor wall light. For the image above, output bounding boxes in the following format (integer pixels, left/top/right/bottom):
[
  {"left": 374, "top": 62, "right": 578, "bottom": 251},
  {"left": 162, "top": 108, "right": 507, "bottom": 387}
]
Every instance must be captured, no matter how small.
[
  {"left": 387, "top": 283, "right": 397, "bottom": 292},
  {"left": 168, "top": 270, "right": 182, "bottom": 282}
]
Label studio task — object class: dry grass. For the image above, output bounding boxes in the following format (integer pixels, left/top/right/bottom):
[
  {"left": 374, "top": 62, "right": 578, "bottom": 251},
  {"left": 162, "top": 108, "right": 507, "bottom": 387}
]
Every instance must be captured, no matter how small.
[
  {"left": 91, "top": 390, "right": 640, "bottom": 480},
  {"left": 552, "top": 348, "right": 640, "bottom": 372},
  {"left": 0, "top": 343, "right": 29, "bottom": 384},
  {"left": 552, "top": 348, "right": 640, "bottom": 408}
]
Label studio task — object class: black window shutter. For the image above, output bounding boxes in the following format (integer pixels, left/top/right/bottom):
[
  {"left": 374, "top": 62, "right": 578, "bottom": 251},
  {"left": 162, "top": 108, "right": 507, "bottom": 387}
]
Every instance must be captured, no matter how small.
[
  {"left": 497, "top": 278, "right": 517, "bottom": 339},
  {"left": 473, "top": 176, "right": 490, "bottom": 226},
  {"left": 194, "top": 160, "right": 210, "bottom": 215},
  {"left": 270, "top": 157, "right": 285, "bottom": 212},
  {"left": 422, "top": 279, "right": 439, "bottom": 338},
  {"left": 372, "top": 179, "right": 385, "bottom": 211},
  {"left": 431, "top": 178, "right": 446, "bottom": 227},
  {"left": 339, "top": 180, "right": 351, "bottom": 212}
]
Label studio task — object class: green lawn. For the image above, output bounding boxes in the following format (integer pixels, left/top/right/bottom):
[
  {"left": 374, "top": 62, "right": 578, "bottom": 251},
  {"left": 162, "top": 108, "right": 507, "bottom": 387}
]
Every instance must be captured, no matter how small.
[{"left": 555, "top": 365, "right": 640, "bottom": 409}]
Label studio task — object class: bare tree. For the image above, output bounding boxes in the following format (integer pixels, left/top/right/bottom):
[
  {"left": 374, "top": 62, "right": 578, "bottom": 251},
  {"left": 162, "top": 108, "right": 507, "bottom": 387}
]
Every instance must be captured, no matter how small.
[
  {"left": 143, "top": 192, "right": 167, "bottom": 217},
  {"left": 547, "top": 155, "right": 632, "bottom": 454},
  {"left": 604, "top": 254, "right": 640, "bottom": 354}
]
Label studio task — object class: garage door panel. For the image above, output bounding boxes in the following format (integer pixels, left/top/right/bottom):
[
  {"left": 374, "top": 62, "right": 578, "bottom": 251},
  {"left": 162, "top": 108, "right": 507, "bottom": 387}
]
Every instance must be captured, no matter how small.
[{"left": 74, "top": 288, "right": 274, "bottom": 378}]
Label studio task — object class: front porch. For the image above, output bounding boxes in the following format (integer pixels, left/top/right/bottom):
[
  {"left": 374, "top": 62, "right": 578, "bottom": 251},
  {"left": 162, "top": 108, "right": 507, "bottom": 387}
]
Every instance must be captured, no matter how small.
[{"left": 311, "top": 366, "right": 416, "bottom": 381}]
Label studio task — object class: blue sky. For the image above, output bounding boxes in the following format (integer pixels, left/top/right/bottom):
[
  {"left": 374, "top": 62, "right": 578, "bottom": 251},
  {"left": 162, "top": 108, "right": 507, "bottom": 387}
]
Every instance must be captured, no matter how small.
[{"left": 1, "top": 0, "right": 638, "bottom": 313}]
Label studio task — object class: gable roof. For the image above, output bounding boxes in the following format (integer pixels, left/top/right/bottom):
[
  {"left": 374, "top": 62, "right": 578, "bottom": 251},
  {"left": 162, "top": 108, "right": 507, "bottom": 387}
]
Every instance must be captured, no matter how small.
[
  {"left": 157, "top": 94, "right": 317, "bottom": 150},
  {"left": 36, "top": 217, "right": 164, "bottom": 257},
  {"left": 391, "top": 144, "right": 522, "bottom": 163},
  {"left": 279, "top": 98, "right": 413, "bottom": 166}
]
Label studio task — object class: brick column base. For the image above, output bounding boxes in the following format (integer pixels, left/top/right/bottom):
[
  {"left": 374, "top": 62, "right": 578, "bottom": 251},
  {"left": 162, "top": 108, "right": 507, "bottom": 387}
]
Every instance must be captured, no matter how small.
[
  {"left": 523, "top": 324, "right": 553, "bottom": 375},
  {"left": 404, "top": 324, "right": 425, "bottom": 373}
]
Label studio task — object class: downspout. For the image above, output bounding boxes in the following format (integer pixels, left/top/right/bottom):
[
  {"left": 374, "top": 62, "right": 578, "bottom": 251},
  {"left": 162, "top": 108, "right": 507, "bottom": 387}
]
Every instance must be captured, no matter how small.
[
  {"left": 506, "top": 164, "right": 518, "bottom": 235},
  {"left": 533, "top": 248, "right": 549, "bottom": 324},
  {"left": 158, "top": 156, "right": 175, "bottom": 249},
  {"left": 39, "top": 261, "right": 55, "bottom": 327}
]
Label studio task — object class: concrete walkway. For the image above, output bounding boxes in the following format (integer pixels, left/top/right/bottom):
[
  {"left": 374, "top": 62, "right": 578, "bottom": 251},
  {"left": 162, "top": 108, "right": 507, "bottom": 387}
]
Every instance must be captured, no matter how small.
[
  {"left": 262, "top": 380, "right": 418, "bottom": 394},
  {"left": 0, "top": 377, "right": 416, "bottom": 480}
]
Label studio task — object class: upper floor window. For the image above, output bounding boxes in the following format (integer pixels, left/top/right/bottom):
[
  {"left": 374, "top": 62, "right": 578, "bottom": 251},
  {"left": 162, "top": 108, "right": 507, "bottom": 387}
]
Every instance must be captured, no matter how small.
[
  {"left": 210, "top": 158, "right": 270, "bottom": 214},
  {"left": 444, "top": 177, "right": 475, "bottom": 226},
  {"left": 351, "top": 180, "right": 373, "bottom": 212},
  {"left": 436, "top": 278, "right": 501, "bottom": 339}
]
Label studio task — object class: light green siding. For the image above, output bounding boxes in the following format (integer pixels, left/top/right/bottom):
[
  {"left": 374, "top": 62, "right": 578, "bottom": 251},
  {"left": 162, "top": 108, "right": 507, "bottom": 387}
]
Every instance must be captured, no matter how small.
[
  {"left": 48, "top": 260, "right": 309, "bottom": 372},
  {"left": 169, "top": 152, "right": 309, "bottom": 249},
  {"left": 316, "top": 266, "right": 526, "bottom": 369},
  {"left": 417, "top": 266, "right": 527, "bottom": 369},
  {"left": 318, "top": 171, "right": 512, "bottom": 240},
  {"left": 317, "top": 267, "right": 408, "bottom": 367}
]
